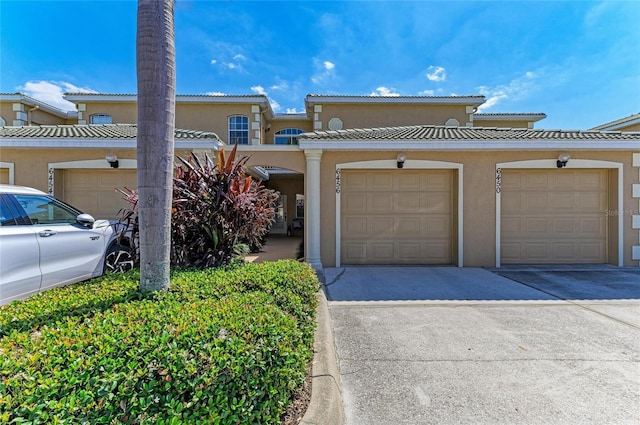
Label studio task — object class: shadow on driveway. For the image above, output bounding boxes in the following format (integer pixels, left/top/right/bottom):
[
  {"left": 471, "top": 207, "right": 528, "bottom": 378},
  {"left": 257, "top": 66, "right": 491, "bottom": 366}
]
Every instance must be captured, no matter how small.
[{"left": 323, "top": 266, "right": 640, "bottom": 302}]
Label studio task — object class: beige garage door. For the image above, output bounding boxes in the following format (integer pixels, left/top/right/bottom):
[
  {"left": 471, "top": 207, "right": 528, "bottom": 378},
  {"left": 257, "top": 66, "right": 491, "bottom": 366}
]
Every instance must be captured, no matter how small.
[
  {"left": 0, "top": 168, "right": 9, "bottom": 184},
  {"left": 63, "top": 169, "right": 137, "bottom": 219},
  {"left": 501, "top": 169, "right": 607, "bottom": 264},
  {"left": 341, "top": 169, "right": 454, "bottom": 265}
]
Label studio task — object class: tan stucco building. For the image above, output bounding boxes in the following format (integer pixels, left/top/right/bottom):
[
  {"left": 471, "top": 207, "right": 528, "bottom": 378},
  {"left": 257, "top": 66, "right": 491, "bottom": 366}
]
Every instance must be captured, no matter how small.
[{"left": 1, "top": 92, "right": 639, "bottom": 271}]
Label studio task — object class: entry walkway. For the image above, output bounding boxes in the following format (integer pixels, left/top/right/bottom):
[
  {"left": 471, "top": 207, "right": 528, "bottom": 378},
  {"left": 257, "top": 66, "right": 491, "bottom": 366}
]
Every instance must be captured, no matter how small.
[
  {"left": 244, "top": 235, "right": 302, "bottom": 263},
  {"left": 324, "top": 267, "right": 640, "bottom": 425}
]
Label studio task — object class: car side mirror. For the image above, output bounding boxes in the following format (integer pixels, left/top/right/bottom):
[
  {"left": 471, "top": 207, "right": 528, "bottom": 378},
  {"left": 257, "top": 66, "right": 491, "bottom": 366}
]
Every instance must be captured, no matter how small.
[{"left": 76, "top": 213, "right": 95, "bottom": 228}]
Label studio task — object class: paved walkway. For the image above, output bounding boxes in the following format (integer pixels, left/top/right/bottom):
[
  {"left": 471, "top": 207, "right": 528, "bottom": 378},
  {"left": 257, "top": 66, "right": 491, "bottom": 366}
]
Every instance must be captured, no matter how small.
[
  {"left": 325, "top": 267, "right": 640, "bottom": 425},
  {"left": 244, "top": 235, "right": 302, "bottom": 263}
]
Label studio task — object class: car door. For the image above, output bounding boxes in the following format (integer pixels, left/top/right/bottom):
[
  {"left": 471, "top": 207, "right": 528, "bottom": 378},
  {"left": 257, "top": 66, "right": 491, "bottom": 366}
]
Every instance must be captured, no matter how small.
[
  {"left": 12, "top": 194, "right": 108, "bottom": 292},
  {"left": 0, "top": 195, "right": 42, "bottom": 305}
]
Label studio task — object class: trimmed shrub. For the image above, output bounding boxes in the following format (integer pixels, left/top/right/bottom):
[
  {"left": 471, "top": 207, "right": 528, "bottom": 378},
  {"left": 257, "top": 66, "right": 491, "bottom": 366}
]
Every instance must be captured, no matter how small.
[
  {"left": 0, "top": 260, "right": 319, "bottom": 424},
  {"left": 115, "top": 145, "right": 279, "bottom": 269}
]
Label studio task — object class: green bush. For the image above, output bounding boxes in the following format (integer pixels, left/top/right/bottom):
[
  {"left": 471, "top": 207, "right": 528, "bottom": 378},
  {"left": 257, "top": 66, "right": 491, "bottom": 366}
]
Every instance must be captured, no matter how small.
[
  {"left": 116, "top": 145, "right": 280, "bottom": 269},
  {"left": 0, "top": 260, "right": 319, "bottom": 424}
]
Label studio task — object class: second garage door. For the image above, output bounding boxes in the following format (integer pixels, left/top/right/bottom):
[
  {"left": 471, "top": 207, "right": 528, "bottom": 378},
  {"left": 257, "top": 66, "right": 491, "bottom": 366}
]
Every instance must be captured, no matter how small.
[
  {"left": 501, "top": 169, "right": 608, "bottom": 264},
  {"left": 62, "top": 169, "right": 138, "bottom": 220},
  {"left": 341, "top": 169, "right": 455, "bottom": 265}
]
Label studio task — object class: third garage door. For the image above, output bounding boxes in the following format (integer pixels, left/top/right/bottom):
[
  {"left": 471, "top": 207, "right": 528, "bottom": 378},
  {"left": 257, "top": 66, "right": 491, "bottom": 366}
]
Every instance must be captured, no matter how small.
[
  {"left": 341, "top": 169, "right": 454, "bottom": 265},
  {"left": 501, "top": 169, "right": 607, "bottom": 264}
]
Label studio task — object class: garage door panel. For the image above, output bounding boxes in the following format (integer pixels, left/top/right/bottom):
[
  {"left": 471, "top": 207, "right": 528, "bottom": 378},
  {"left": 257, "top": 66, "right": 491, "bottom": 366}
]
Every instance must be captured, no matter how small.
[
  {"left": 64, "top": 169, "right": 137, "bottom": 219},
  {"left": 343, "top": 193, "right": 367, "bottom": 213},
  {"left": 425, "top": 172, "right": 451, "bottom": 190},
  {"left": 370, "top": 243, "right": 394, "bottom": 261},
  {"left": 343, "top": 172, "right": 367, "bottom": 190},
  {"left": 395, "top": 217, "right": 421, "bottom": 236},
  {"left": 371, "top": 217, "right": 394, "bottom": 236},
  {"left": 396, "top": 173, "right": 421, "bottom": 190},
  {"left": 501, "top": 169, "right": 607, "bottom": 264},
  {"left": 341, "top": 170, "right": 454, "bottom": 265},
  {"left": 425, "top": 192, "right": 451, "bottom": 212},
  {"left": 526, "top": 218, "right": 549, "bottom": 234},
  {"left": 525, "top": 193, "right": 549, "bottom": 210},
  {"left": 502, "top": 217, "right": 521, "bottom": 233},
  {"left": 580, "top": 217, "right": 605, "bottom": 235},
  {"left": 369, "top": 193, "right": 394, "bottom": 212},
  {"left": 396, "top": 192, "right": 422, "bottom": 211},
  {"left": 344, "top": 217, "right": 367, "bottom": 236},
  {"left": 0, "top": 169, "right": 10, "bottom": 184},
  {"left": 524, "top": 173, "right": 549, "bottom": 189},
  {"left": 425, "top": 216, "right": 451, "bottom": 236},
  {"left": 343, "top": 243, "right": 366, "bottom": 263},
  {"left": 370, "top": 173, "right": 393, "bottom": 190}
]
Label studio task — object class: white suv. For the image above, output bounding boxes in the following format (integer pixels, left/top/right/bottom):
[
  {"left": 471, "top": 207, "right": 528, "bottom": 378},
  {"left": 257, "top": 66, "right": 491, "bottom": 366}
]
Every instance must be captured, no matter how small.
[{"left": 0, "top": 185, "right": 132, "bottom": 305}]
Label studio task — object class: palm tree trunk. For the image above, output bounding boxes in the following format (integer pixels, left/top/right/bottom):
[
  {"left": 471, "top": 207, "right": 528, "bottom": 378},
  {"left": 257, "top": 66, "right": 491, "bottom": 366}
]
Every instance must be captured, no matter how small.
[{"left": 136, "top": 0, "right": 175, "bottom": 292}]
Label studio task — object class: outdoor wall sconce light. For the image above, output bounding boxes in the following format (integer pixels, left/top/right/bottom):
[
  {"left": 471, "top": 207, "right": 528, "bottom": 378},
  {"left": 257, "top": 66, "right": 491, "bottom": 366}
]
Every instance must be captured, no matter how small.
[
  {"left": 397, "top": 153, "right": 407, "bottom": 169},
  {"left": 556, "top": 152, "right": 570, "bottom": 168},
  {"left": 105, "top": 154, "right": 119, "bottom": 169}
]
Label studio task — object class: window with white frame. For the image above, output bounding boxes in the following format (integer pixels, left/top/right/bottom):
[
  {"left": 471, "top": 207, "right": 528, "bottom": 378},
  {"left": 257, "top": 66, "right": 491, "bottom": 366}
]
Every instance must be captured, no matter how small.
[
  {"left": 274, "top": 128, "right": 304, "bottom": 145},
  {"left": 90, "top": 114, "right": 112, "bottom": 124},
  {"left": 228, "top": 115, "right": 249, "bottom": 145}
]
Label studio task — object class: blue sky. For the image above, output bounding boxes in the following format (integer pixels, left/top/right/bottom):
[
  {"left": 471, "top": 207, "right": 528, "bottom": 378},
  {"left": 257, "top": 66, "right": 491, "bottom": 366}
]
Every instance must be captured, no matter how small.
[{"left": 1, "top": 1, "right": 639, "bottom": 129}]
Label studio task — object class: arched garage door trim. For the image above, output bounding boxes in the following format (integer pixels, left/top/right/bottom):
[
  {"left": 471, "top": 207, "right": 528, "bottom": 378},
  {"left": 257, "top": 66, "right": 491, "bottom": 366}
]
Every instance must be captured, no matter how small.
[
  {"left": 335, "top": 159, "right": 463, "bottom": 267},
  {"left": 495, "top": 158, "right": 623, "bottom": 267}
]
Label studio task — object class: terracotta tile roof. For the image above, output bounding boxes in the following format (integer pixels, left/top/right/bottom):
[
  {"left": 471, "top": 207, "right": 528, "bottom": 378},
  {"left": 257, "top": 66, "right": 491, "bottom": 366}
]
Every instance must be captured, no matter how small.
[
  {"left": 299, "top": 125, "right": 640, "bottom": 141},
  {"left": 0, "top": 124, "right": 221, "bottom": 140}
]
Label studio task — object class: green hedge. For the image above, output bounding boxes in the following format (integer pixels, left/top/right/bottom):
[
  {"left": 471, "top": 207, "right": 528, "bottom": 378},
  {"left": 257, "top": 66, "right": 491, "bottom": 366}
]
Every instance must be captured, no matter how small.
[{"left": 0, "top": 260, "right": 320, "bottom": 424}]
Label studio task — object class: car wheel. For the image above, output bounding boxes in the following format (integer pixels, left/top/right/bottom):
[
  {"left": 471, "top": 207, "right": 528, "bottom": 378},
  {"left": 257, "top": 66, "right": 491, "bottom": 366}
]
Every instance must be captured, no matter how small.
[{"left": 104, "top": 243, "right": 134, "bottom": 273}]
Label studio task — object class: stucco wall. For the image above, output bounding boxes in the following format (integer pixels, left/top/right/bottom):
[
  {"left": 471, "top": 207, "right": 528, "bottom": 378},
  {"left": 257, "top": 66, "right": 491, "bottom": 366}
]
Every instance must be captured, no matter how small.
[{"left": 313, "top": 104, "right": 470, "bottom": 130}]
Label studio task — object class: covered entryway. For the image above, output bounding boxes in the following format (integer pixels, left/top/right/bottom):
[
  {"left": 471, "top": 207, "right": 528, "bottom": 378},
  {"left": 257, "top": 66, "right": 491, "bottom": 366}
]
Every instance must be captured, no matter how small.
[
  {"left": 61, "top": 169, "right": 137, "bottom": 219},
  {"left": 501, "top": 169, "right": 608, "bottom": 264},
  {"left": 340, "top": 169, "right": 455, "bottom": 265}
]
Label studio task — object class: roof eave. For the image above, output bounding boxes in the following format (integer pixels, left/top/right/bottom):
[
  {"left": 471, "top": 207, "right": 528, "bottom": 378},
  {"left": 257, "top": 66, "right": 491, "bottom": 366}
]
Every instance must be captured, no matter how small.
[{"left": 298, "top": 139, "right": 638, "bottom": 151}]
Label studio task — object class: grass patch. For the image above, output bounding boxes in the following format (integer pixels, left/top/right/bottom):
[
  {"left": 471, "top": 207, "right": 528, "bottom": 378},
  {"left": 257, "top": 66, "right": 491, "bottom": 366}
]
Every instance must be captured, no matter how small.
[{"left": 0, "top": 260, "right": 319, "bottom": 424}]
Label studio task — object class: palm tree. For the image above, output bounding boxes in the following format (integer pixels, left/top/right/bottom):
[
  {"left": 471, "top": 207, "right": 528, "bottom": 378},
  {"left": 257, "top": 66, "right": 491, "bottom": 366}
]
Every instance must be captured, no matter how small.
[{"left": 136, "top": 0, "right": 175, "bottom": 292}]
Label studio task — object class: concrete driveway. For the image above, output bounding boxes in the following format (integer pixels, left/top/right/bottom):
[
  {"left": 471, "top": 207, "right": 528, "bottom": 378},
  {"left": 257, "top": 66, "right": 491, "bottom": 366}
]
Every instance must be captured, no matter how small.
[{"left": 324, "top": 267, "right": 640, "bottom": 425}]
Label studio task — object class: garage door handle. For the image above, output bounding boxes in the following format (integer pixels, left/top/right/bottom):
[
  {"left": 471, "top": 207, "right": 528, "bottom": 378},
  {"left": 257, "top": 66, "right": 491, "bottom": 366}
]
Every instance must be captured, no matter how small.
[{"left": 38, "top": 230, "right": 57, "bottom": 237}]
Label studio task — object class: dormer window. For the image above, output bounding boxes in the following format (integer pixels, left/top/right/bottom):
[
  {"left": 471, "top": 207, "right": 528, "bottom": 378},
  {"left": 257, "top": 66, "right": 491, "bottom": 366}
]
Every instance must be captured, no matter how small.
[
  {"left": 90, "top": 114, "right": 112, "bottom": 124},
  {"left": 228, "top": 115, "right": 249, "bottom": 145},
  {"left": 274, "top": 128, "right": 304, "bottom": 145}
]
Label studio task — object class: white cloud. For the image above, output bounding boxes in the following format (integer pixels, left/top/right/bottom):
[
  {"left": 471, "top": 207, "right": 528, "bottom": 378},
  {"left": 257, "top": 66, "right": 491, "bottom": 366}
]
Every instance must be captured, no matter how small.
[
  {"left": 426, "top": 66, "right": 446, "bottom": 82},
  {"left": 311, "top": 58, "right": 337, "bottom": 85},
  {"left": 210, "top": 52, "right": 246, "bottom": 72},
  {"left": 17, "top": 80, "right": 96, "bottom": 111},
  {"left": 418, "top": 89, "right": 435, "bottom": 96},
  {"left": 476, "top": 71, "right": 538, "bottom": 112},
  {"left": 250, "top": 85, "right": 267, "bottom": 95},
  {"left": 370, "top": 86, "right": 400, "bottom": 97},
  {"left": 269, "top": 99, "right": 281, "bottom": 112},
  {"left": 286, "top": 108, "right": 303, "bottom": 114},
  {"left": 206, "top": 91, "right": 226, "bottom": 96},
  {"left": 270, "top": 80, "right": 289, "bottom": 91}
]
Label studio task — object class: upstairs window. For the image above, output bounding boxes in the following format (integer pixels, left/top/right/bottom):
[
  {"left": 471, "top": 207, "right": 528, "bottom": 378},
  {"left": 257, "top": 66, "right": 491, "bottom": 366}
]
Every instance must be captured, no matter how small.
[
  {"left": 228, "top": 115, "right": 249, "bottom": 145},
  {"left": 274, "top": 128, "right": 304, "bottom": 145},
  {"left": 90, "top": 114, "right": 112, "bottom": 124}
]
